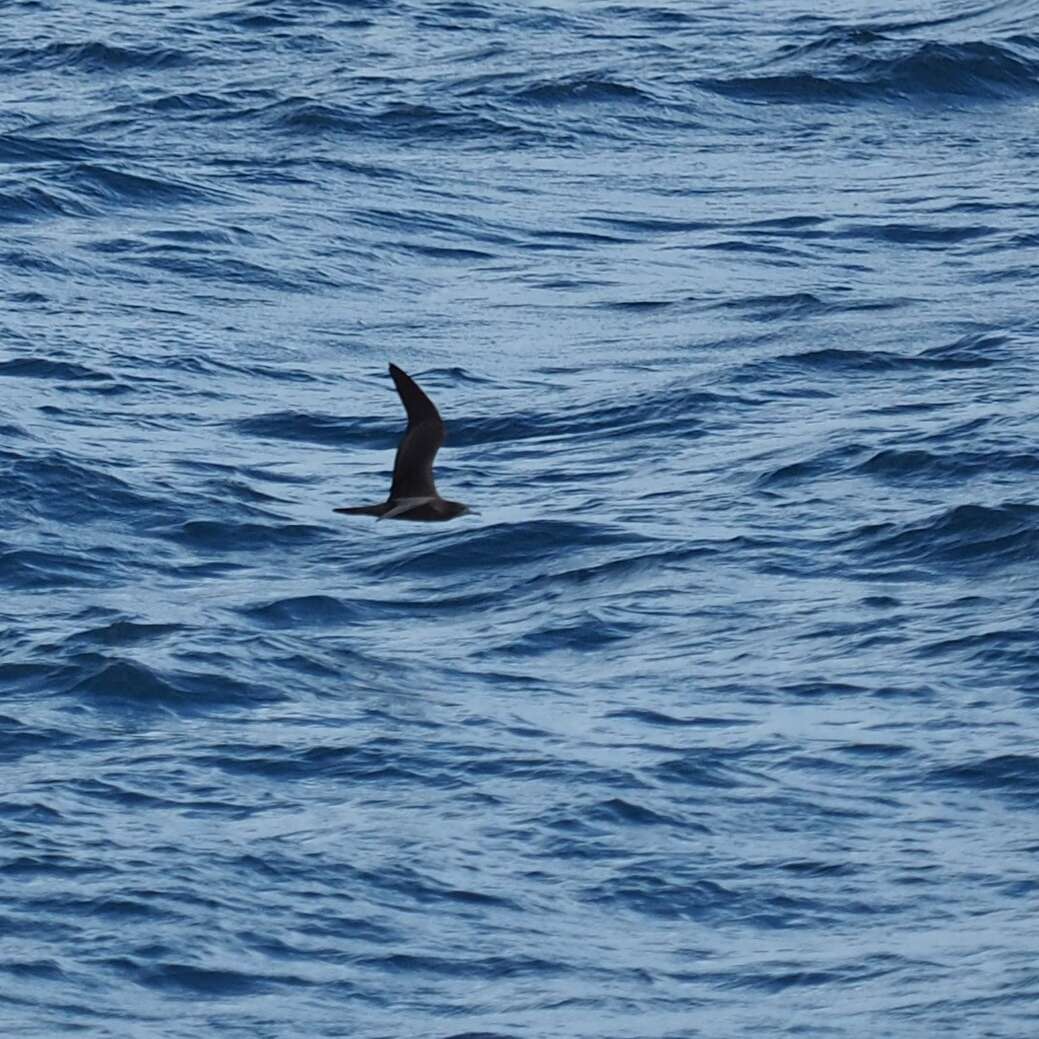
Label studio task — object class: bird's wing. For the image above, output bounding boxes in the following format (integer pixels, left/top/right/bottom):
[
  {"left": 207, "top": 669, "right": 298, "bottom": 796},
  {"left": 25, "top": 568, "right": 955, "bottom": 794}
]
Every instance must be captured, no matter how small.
[
  {"left": 378, "top": 496, "right": 436, "bottom": 520},
  {"left": 388, "top": 364, "right": 445, "bottom": 500}
]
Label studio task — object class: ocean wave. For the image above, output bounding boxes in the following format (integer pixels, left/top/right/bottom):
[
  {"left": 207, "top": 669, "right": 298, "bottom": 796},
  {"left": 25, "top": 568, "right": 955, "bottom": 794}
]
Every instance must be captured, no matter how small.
[
  {"left": 365, "top": 519, "right": 640, "bottom": 578},
  {"left": 845, "top": 503, "right": 1039, "bottom": 571},
  {"left": 64, "top": 655, "right": 278, "bottom": 713},
  {"left": 701, "top": 36, "right": 1039, "bottom": 103},
  {"left": 0, "top": 41, "right": 192, "bottom": 73},
  {"left": 760, "top": 439, "right": 1039, "bottom": 487},
  {"left": 161, "top": 518, "right": 328, "bottom": 552},
  {"left": 59, "top": 163, "right": 224, "bottom": 208},
  {"left": 0, "top": 357, "right": 110, "bottom": 381},
  {"left": 2, "top": 0, "right": 1037, "bottom": 1032},
  {"left": 511, "top": 75, "right": 652, "bottom": 106},
  {"left": 233, "top": 410, "right": 388, "bottom": 446},
  {"left": 7, "top": 452, "right": 162, "bottom": 523},
  {"left": 239, "top": 593, "right": 365, "bottom": 627},
  {"left": 0, "top": 547, "right": 112, "bottom": 589},
  {"left": 0, "top": 183, "right": 93, "bottom": 223},
  {"left": 252, "top": 96, "right": 544, "bottom": 143},
  {"left": 931, "top": 754, "right": 1039, "bottom": 799}
]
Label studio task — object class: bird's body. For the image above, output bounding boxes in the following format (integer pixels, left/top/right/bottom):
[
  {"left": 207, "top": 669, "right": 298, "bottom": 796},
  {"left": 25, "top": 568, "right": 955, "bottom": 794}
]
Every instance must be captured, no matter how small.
[{"left": 335, "top": 364, "right": 469, "bottom": 522}]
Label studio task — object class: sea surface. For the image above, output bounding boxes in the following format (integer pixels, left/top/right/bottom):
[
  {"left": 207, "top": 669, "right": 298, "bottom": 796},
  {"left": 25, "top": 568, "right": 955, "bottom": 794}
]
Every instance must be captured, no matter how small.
[{"left": 2, "top": 1, "right": 1038, "bottom": 1036}]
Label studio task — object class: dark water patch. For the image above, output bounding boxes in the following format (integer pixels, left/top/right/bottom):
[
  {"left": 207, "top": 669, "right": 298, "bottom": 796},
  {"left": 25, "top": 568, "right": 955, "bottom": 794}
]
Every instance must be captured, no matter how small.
[
  {"left": 9, "top": 452, "right": 163, "bottom": 523},
  {"left": 719, "top": 292, "right": 827, "bottom": 317},
  {"left": 857, "top": 446, "right": 1039, "bottom": 484},
  {"left": 745, "top": 214, "right": 828, "bottom": 230},
  {"left": 0, "top": 715, "right": 75, "bottom": 759},
  {"left": 930, "top": 755, "right": 1039, "bottom": 800},
  {"left": 512, "top": 76, "right": 652, "bottom": 106},
  {"left": 0, "top": 357, "right": 110, "bottom": 381},
  {"left": 149, "top": 225, "right": 260, "bottom": 247},
  {"left": 758, "top": 337, "right": 1007, "bottom": 378},
  {"left": 1, "top": 958, "right": 66, "bottom": 980},
  {"left": 756, "top": 858, "right": 860, "bottom": 879},
  {"left": 162, "top": 518, "right": 327, "bottom": 552},
  {"left": 0, "top": 248, "right": 72, "bottom": 275},
  {"left": 598, "top": 4, "right": 698, "bottom": 26},
  {"left": 515, "top": 545, "right": 723, "bottom": 600},
  {"left": 67, "top": 656, "right": 276, "bottom": 714},
  {"left": 396, "top": 242, "right": 496, "bottom": 261},
  {"left": 838, "top": 222, "right": 996, "bottom": 246},
  {"left": 0, "top": 41, "right": 192, "bottom": 73},
  {"left": 37, "top": 894, "right": 174, "bottom": 922},
  {"left": 258, "top": 97, "right": 540, "bottom": 144},
  {"left": 720, "top": 290, "right": 905, "bottom": 317},
  {"left": 582, "top": 214, "right": 715, "bottom": 235},
  {"left": 781, "top": 347, "right": 905, "bottom": 373},
  {"left": 843, "top": 503, "right": 1039, "bottom": 572},
  {"left": 200, "top": 477, "right": 293, "bottom": 506},
  {"left": 602, "top": 297, "right": 680, "bottom": 312},
  {"left": 867, "top": 40, "right": 1039, "bottom": 99},
  {"left": 440, "top": 1033, "right": 519, "bottom": 1039},
  {"left": 356, "top": 951, "right": 565, "bottom": 980},
  {"left": 0, "top": 420, "right": 29, "bottom": 439},
  {"left": 0, "top": 133, "right": 109, "bottom": 163},
  {"left": 0, "top": 547, "right": 112, "bottom": 589},
  {"left": 586, "top": 871, "right": 772, "bottom": 923},
  {"left": 698, "top": 73, "right": 869, "bottom": 104},
  {"left": 239, "top": 594, "right": 364, "bottom": 628},
  {"left": 606, "top": 708, "right": 749, "bottom": 729},
  {"left": 203, "top": 742, "right": 443, "bottom": 786},
  {"left": 453, "top": 384, "right": 749, "bottom": 446},
  {"left": 211, "top": 5, "right": 302, "bottom": 29},
  {"left": 161, "top": 354, "right": 323, "bottom": 385},
  {"left": 5, "top": 291, "right": 48, "bottom": 305},
  {"left": 260, "top": 98, "right": 367, "bottom": 134},
  {"left": 916, "top": 331, "right": 1010, "bottom": 367},
  {"left": 916, "top": 627, "right": 1037, "bottom": 664},
  {"left": 367, "top": 520, "right": 641, "bottom": 578},
  {"left": 771, "top": 25, "right": 890, "bottom": 62},
  {"left": 0, "top": 183, "right": 94, "bottom": 223},
  {"left": 700, "top": 239, "right": 800, "bottom": 258},
  {"left": 500, "top": 615, "right": 636, "bottom": 655},
  {"left": 703, "top": 38, "right": 1039, "bottom": 104},
  {"left": 834, "top": 742, "right": 909, "bottom": 759},
  {"left": 653, "top": 750, "right": 752, "bottom": 790},
  {"left": 758, "top": 443, "right": 866, "bottom": 486},
  {"left": 352, "top": 207, "right": 518, "bottom": 246},
  {"left": 136, "top": 252, "right": 326, "bottom": 292},
  {"left": 175, "top": 457, "right": 316, "bottom": 485},
  {"left": 778, "top": 679, "right": 870, "bottom": 699},
  {"left": 66, "top": 620, "right": 183, "bottom": 647},
  {"left": 587, "top": 797, "right": 687, "bottom": 828},
  {"left": 115, "top": 959, "right": 281, "bottom": 996},
  {"left": 232, "top": 410, "right": 387, "bottom": 447},
  {"left": 142, "top": 91, "right": 236, "bottom": 115},
  {"left": 60, "top": 163, "right": 225, "bottom": 208}
]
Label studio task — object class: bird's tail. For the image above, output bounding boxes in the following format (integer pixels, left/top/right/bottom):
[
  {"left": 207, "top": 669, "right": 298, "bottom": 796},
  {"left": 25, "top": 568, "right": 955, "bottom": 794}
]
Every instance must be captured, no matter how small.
[{"left": 334, "top": 503, "right": 387, "bottom": 517}]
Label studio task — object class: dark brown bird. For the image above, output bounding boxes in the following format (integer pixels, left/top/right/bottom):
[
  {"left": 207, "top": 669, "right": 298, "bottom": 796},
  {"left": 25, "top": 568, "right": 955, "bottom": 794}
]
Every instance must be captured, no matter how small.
[{"left": 335, "top": 364, "right": 470, "bottom": 522}]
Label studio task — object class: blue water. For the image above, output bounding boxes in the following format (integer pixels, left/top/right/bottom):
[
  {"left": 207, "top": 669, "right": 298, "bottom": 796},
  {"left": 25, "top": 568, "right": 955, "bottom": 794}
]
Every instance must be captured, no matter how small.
[{"left": 2, "top": 0, "right": 1038, "bottom": 1035}]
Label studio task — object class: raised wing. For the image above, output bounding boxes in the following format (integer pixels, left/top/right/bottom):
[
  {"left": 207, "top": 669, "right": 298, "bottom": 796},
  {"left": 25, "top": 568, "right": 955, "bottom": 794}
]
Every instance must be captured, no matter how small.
[{"left": 388, "top": 364, "right": 445, "bottom": 500}]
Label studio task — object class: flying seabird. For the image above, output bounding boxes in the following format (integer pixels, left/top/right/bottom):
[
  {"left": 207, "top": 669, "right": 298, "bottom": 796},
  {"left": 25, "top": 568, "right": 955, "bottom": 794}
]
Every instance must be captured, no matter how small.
[{"left": 335, "top": 364, "right": 470, "bottom": 522}]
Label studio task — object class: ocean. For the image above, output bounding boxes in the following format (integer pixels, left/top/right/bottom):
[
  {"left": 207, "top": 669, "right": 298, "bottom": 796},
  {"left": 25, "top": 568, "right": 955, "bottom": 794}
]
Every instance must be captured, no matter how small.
[{"left": 2, "top": 1, "right": 1038, "bottom": 1036}]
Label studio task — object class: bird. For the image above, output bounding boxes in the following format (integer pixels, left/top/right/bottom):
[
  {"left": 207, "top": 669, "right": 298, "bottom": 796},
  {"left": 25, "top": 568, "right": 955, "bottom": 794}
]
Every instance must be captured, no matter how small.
[{"left": 335, "top": 364, "right": 470, "bottom": 522}]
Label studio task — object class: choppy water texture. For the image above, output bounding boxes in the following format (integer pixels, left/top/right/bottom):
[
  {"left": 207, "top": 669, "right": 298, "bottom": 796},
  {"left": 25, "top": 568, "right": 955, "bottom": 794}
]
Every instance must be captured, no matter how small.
[{"left": 3, "top": 0, "right": 1039, "bottom": 1035}]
